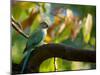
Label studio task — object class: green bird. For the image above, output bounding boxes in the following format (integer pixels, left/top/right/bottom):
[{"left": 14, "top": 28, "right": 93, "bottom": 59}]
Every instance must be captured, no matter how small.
[{"left": 21, "top": 22, "right": 48, "bottom": 73}]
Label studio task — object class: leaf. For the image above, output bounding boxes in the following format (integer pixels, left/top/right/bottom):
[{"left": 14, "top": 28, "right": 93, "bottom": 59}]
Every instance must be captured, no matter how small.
[
  {"left": 67, "top": 9, "right": 74, "bottom": 21},
  {"left": 71, "top": 62, "right": 91, "bottom": 70},
  {"left": 15, "top": 2, "right": 37, "bottom": 10},
  {"left": 56, "top": 58, "right": 71, "bottom": 71},
  {"left": 53, "top": 27, "right": 71, "bottom": 43},
  {"left": 12, "top": 5, "right": 24, "bottom": 21},
  {"left": 39, "top": 58, "right": 55, "bottom": 72},
  {"left": 47, "top": 16, "right": 62, "bottom": 38},
  {"left": 71, "top": 62, "right": 83, "bottom": 70},
  {"left": 30, "top": 14, "right": 41, "bottom": 34},
  {"left": 21, "top": 7, "right": 39, "bottom": 30},
  {"left": 12, "top": 43, "right": 23, "bottom": 64},
  {"left": 83, "top": 13, "right": 93, "bottom": 43},
  {"left": 12, "top": 2, "right": 40, "bottom": 31},
  {"left": 12, "top": 29, "right": 27, "bottom": 64},
  {"left": 71, "top": 18, "right": 82, "bottom": 41},
  {"left": 90, "top": 37, "right": 96, "bottom": 47},
  {"left": 12, "top": 1, "right": 37, "bottom": 21}
]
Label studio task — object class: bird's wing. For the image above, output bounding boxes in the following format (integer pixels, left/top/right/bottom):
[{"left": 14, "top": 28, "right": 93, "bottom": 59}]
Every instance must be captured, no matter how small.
[
  {"left": 22, "top": 29, "right": 45, "bottom": 72},
  {"left": 26, "top": 29, "right": 44, "bottom": 50}
]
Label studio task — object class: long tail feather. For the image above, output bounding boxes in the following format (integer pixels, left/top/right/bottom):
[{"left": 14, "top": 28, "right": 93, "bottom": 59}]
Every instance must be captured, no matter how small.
[{"left": 21, "top": 49, "right": 32, "bottom": 73}]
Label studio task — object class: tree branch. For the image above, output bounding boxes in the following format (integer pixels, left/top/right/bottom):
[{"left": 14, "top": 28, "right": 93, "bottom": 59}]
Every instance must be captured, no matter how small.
[
  {"left": 11, "top": 16, "right": 29, "bottom": 39},
  {"left": 20, "top": 43, "right": 96, "bottom": 73}
]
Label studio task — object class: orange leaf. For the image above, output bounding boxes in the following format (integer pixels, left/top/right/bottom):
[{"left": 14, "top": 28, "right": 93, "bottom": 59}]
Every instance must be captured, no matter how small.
[{"left": 21, "top": 8, "right": 39, "bottom": 30}]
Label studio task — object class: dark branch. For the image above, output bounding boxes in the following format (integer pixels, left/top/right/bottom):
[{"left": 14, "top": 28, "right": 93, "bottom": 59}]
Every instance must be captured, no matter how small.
[{"left": 21, "top": 43, "right": 96, "bottom": 73}]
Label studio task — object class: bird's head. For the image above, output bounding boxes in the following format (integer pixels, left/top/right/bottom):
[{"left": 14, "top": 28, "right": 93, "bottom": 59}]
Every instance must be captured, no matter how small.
[{"left": 40, "top": 22, "right": 49, "bottom": 29}]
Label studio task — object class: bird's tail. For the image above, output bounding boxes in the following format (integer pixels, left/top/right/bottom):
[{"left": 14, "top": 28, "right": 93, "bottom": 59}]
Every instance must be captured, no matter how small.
[{"left": 21, "top": 49, "right": 33, "bottom": 73}]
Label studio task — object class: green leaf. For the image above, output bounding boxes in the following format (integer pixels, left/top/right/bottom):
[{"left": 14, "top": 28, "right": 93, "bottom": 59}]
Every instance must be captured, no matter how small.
[
  {"left": 39, "top": 58, "right": 55, "bottom": 72},
  {"left": 30, "top": 14, "right": 41, "bottom": 34},
  {"left": 56, "top": 58, "right": 71, "bottom": 71},
  {"left": 53, "top": 27, "right": 71, "bottom": 43},
  {"left": 82, "top": 14, "right": 93, "bottom": 43},
  {"left": 15, "top": 2, "right": 37, "bottom": 10},
  {"left": 12, "top": 43, "right": 23, "bottom": 64},
  {"left": 12, "top": 2, "right": 38, "bottom": 21},
  {"left": 12, "top": 6, "right": 23, "bottom": 21},
  {"left": 12, "top": 30, "right": 27, "bottom": 64},
  {"left": 90, "top": 37, "right": 96, "bottom": 46}
]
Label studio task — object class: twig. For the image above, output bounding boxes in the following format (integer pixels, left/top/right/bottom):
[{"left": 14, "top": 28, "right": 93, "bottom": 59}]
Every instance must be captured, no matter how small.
[
  {"left": 54, "top": 57, "right": 56, "bottom": 71},
  {"left": 11, "top": 16, "right": 23, "bottom": 30},
  {"left": 11, "top": 16, "right": 29, "bottom": 39},
  {"left": 54, "top": 57, "right": 57, "bottom": 71}
]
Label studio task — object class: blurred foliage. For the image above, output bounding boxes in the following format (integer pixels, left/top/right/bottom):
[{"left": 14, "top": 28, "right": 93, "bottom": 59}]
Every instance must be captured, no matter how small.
[
  {"left": 39, "top": 58, "right": 55, "bottom": 72},
  {"left": 12, "top": 1, "right": 96, "bottom": 72}
]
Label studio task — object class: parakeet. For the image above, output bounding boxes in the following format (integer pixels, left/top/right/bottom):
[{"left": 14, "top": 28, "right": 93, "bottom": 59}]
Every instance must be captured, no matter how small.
[{"left": 21, "top": 22, "right": 48, "bottom": 73}]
